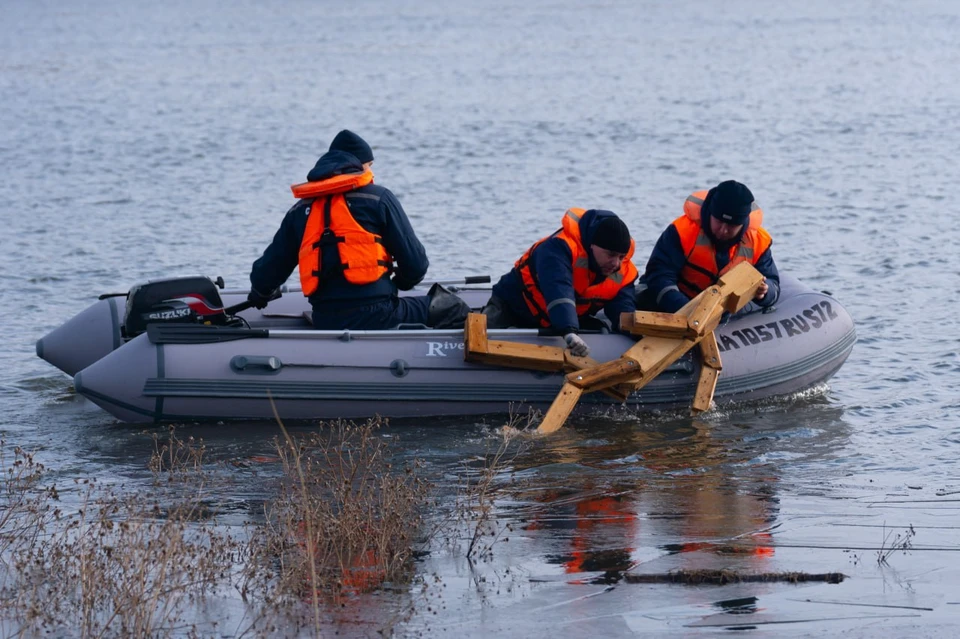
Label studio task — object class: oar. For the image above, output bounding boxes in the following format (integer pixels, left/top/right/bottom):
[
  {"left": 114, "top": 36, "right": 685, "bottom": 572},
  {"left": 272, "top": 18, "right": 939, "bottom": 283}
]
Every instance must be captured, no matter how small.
[
  {"left": 147, "top": 324, "right": 269, "bottom": 344},
  {"left": 416, "top": 275, "right": 491, "bottom": 287},
  {"left": 210, "top": 275, "right": 490, "bottom": 299}
]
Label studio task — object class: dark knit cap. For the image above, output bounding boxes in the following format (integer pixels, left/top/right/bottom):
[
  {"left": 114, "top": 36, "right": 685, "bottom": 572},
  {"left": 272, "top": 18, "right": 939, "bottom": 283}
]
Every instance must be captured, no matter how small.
[
  {"left": 707, "top": 180, "right": 754, "bottom": 225},
  {"left": 329, "top": 129, "right": 374, "bottom": 164},
  {"left": 591, "top": 214, "right": 631, "bottom": 254}
]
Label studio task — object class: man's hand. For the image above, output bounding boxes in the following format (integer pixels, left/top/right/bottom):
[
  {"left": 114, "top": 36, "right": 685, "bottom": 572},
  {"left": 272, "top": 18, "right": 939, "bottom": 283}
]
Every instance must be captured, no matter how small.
[
  {"left": 754, "top": 278, "right": 769, "bottom": 301},
  {"left": 247, "top": 288, "right": 274, "bottom": 310},
  {"left": 564, "top": 333, "right": 590, "bottom": 357}
]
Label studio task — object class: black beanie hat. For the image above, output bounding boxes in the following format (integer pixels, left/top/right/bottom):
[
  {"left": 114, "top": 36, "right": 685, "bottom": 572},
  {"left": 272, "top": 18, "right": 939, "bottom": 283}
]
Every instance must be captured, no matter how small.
[
  {"left": 591, "top": 214, "right": 631, "bottom": 254},
  {"left": 329, "top": 129, "right": 374, "bottom": 164},
  {"left": 707, "top": 180, "right": 754, "bottom": 225}
]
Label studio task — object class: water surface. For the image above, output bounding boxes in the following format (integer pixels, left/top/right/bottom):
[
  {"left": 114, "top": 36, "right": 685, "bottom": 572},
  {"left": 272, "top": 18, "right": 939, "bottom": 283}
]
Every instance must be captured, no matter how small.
[{"left": 2, "top": 0, "right": 959, "bottom": 636}]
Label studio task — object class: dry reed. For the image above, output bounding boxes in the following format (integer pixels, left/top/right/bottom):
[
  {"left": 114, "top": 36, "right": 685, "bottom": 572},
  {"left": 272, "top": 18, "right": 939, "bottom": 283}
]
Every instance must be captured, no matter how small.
[
  {"left": 241, "top": 417, "right": 430, "bottom": 608},
  {"left": 0, "top": 435, "right": 242, "bottom": 637},
  {"left": 455, "top": 412, "right": 531, "bottom": 562},
  {"left": 0, "top": 416, "right": 523, "bottom": 637}
]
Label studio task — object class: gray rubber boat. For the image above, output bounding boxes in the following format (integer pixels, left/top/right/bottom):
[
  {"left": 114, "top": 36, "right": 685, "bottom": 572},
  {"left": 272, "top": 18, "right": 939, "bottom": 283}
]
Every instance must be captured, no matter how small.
[{"left": 38, "top": 276, "right": 856, "bottom": 423}]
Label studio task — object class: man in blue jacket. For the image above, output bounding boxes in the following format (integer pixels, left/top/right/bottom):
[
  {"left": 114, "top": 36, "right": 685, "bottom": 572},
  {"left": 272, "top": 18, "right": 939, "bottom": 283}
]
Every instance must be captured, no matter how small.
[
  {"left": 636, "top": 180, "right": 780, "bottom": 315},
  {"left": 247, "top": 130, "right": 440, "bottom": 330},
  {"left": 483, "top": 209, "right": 638, "bottom": 358}
]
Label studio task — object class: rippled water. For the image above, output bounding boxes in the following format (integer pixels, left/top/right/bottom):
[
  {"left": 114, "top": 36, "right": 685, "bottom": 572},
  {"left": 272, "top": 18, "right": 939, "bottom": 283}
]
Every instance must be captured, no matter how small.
[{"left": 3, "top": 0, "right": 960, "bottom": 636}]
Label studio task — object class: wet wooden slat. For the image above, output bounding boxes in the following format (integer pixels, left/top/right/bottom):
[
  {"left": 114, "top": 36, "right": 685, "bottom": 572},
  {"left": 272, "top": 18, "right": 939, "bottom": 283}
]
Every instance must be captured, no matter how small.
[
  {"left": 537, "top": 383, "right": 584, "bottom": 434},
  {"left": 691, "top": 365, "right": 720, "bottom": 413},
  {"left": 565, "top": 358, "right": 642, "bottom": 391},
  {"left": 620, "top": 311, "right": 691, "bottom": 338},
  {"left": 463, "top": 312, "right": 488, "bottom": 359}
]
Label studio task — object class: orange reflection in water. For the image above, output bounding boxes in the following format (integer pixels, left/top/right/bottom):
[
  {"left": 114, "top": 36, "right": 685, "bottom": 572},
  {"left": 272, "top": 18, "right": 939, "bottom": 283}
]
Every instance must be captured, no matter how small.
[{"left": 524, "top": 419, "right": 779, "bottom": 577}]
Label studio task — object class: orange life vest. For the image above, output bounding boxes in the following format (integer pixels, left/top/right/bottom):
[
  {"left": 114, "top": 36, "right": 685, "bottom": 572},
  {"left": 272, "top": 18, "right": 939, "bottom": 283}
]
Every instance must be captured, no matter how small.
[
  {"left": 564, "top": 496, "right": 637, "bottom": 575},
  {"left": 293, "top": 170, "right": 393, "bottom": 296},
  {"left": 673, "top": 190, "right": 772, "bottom": 298},
  {"left": 516, "top": 208, "right": 638, "bottom": 327}
]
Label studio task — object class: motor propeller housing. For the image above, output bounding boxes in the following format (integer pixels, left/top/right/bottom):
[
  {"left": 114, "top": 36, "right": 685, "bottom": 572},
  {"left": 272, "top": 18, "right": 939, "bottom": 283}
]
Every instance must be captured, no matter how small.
[{"left": 122, "top": 276, "right": 238, "bottom": 338}]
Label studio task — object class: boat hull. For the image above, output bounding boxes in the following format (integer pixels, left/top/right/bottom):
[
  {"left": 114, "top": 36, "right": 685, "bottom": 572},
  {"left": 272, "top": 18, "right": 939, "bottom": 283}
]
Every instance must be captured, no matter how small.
[{"left": 69, "top": 278, "right": 856, "bottom": 423}]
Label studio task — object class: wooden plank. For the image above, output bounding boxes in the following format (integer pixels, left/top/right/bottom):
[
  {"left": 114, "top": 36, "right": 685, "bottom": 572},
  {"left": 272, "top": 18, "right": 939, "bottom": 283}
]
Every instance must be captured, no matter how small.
[
  {"left": 487, "top": 340, "right": 565, "bottom": 369},
  {"left": 684, "top": 287, "right": 722, "bottom": 337},
  {"left": 537, "top": 382, "right": 584, "bottom": 434},
  {"left": 467, "top": 340, "right": 566, "bottom": 372},
  {"left": 717, "top": 262, "right": 765, "bottom": 313},
  {"left": 561, "top": 351, "right": 628, "bottom": 401},
  {"left": 565, "top": 357, "right": 643, "bottom": 391},
  {"left": 691, "top": 365, "right": 720, "bottom": 413},
  {"left": 620, "top": 311, "right": 691, "bottom": 338},
  {"left": 463, "top": 313, "right": 488, "bottom": 360},
  {"left": 619, "top": 336, "right": 699, "bottom": 392},
  {"left": 562, "top": 351, "right": 596, "bottom": 371},
  {"left": 698, "top": 333, "right": 722, "bottom": 370}
]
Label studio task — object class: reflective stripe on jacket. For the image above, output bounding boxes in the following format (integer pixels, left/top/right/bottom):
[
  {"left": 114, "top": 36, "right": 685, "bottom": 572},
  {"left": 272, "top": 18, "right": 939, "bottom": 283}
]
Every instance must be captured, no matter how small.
[
  {"left": 516, "top": 208, "right": 638, "bottom": 327},
  {"left": 674, "top": 191, "right": 772, "bottom": 298},
  {"left": 294, "top": 170, "right": 393, "bottom": 295}
]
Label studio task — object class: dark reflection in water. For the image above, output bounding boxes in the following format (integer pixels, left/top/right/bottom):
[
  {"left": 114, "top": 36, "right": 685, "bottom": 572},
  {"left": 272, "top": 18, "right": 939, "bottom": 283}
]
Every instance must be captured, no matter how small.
[{"left": 714, "top": 595, "right": 760, "bottom": 614}]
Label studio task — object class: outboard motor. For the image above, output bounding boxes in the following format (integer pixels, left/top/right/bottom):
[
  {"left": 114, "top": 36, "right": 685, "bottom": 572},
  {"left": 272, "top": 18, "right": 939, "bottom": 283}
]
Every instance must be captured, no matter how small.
[{"left": 122, "top": 276, "right": 240, "bottom": 338}]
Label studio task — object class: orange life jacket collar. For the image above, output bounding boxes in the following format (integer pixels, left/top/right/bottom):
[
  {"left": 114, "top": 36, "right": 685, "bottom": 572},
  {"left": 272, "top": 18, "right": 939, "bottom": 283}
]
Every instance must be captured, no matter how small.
[{"left": 291, "top": 169, "right": 374, "bottom": 200}]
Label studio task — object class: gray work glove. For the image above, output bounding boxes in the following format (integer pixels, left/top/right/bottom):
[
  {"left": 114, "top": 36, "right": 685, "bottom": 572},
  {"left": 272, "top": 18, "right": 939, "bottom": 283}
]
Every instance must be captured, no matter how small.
[{"left": 564, "top": 333, "right": 590, "bottom": 357}]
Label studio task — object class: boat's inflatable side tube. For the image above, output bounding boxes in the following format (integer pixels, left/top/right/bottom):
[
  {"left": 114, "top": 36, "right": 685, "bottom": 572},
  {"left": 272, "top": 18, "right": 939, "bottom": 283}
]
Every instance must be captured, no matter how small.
[{"left": 36, "top": 297, "right": 123, "bottom": 377}]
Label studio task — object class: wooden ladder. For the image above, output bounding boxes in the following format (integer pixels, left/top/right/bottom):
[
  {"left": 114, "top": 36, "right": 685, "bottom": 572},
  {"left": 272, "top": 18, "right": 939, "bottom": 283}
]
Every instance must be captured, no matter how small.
[{"left": 463, "top": 262, "right": 765, "bottom": 434}]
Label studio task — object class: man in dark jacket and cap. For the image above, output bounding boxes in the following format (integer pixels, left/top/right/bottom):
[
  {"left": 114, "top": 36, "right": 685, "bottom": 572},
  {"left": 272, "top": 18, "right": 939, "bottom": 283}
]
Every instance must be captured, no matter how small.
[
  {"left": 482, "top": 208, "right": 639, "bottom": 358},
  {"left": 636, "top": 180, "right": 780, "bottom": 315},
  {"left": 248, "top": 130, "right": 448, "bottom": 329}
]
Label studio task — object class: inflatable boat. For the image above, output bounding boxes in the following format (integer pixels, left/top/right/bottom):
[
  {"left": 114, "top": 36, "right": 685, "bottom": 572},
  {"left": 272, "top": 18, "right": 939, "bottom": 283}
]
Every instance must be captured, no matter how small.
[{"left": 36, "top": 275, "right": 856, "bottom": 423}]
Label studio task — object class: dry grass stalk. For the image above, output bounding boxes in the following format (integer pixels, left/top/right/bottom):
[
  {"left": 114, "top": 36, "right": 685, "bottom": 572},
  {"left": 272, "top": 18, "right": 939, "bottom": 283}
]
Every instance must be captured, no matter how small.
[
  {"left": 148, "top": 425, "right": 208, "bottom": 482},
  {"left": 242, "top": 417, "right": 430, "bottom": 608},
  {"left": 0, "top": 415, "right": 526, "bottom": 636},
  {"left": 877, "top": 523, "right": 915, "bottom": 565},
  {"left": 0, "top": 436, "right": 243, "bottom": 638},
  {"left": 456, "top": 411, "right": 531, "bottom": 562},
  {"left": 0, "top": 443, "right": 61, "bottom": 577}
]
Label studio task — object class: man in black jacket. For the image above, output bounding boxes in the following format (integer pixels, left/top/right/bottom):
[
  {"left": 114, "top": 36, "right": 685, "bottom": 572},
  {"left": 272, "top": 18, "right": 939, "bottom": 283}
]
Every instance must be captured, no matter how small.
[
  {"left": 636, "top": 180, "right": 780, "bottom": 315},
  {"left": 248, "top": 130, "right": 435, "bottom": 330}
]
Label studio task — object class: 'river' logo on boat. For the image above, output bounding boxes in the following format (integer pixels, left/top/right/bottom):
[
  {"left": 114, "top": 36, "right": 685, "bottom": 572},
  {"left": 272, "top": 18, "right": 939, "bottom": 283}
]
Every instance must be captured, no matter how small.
[{"left": 425, "top": 341, "right": 465, "bottom": 357}]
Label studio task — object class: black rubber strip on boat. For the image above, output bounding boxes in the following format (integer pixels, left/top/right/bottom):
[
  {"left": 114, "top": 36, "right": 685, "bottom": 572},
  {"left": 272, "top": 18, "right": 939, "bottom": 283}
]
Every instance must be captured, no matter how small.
[
  {"left": 108, "top": 297, "right": 121, "bottom": 350},
  {"left": 154, "top": 343, "right": 164, "bottom": 421},
  {"left": 147, "top": 324, "right": 269, "bottom": 344}
]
